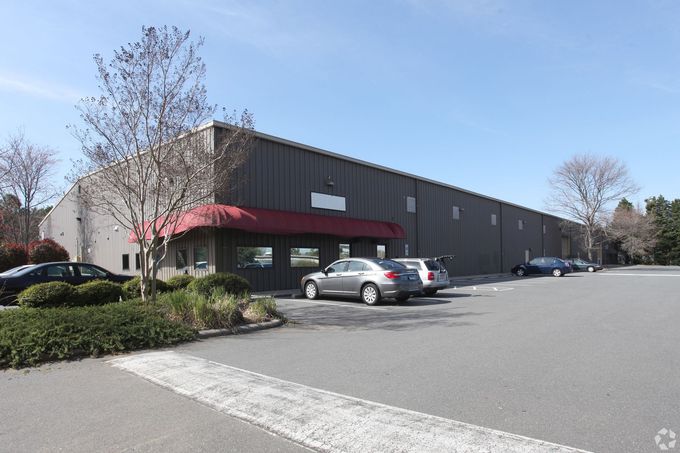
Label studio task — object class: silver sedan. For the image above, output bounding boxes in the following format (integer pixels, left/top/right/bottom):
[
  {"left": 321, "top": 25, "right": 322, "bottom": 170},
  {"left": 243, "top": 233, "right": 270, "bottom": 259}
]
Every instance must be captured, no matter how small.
[{"left": 301, "top": 258, "right": 423, "bottom": 305}]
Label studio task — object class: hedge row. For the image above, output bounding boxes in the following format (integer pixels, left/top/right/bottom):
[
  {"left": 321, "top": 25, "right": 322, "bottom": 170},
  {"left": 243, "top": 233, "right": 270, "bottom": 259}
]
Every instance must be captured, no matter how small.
[
  {"left": 16, "top": 272, "right": 251, "bottom": 308},
  {"left": 18, "top": 281, "right": 123, "bottom": 308},
  {"left": 0, "top": 301, "right": 196, "bottom": 368}
]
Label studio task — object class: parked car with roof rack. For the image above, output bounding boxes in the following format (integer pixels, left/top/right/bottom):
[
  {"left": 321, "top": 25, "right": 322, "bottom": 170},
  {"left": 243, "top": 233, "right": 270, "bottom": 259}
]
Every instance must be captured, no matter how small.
[
  {"left": 301, "top": 257, "right": 422, "bottom": 305},
  {"left": 392, "top": 257, "right": 449, "bottom": 296}
]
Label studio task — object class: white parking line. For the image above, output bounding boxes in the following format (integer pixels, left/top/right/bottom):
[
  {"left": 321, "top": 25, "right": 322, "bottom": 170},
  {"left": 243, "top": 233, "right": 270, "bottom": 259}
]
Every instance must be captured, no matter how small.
[
  {"left": 110, "top": 352, "right": 592, "bottom": 453},
  {"left": 601, "top": 273, "right": 680, "bottom": 277},
  {"left": 292, "top": 299, "right": 390, "bottom": 310},
  {"left": 451, "top": 286, "right": 515, "bottom": 292}
]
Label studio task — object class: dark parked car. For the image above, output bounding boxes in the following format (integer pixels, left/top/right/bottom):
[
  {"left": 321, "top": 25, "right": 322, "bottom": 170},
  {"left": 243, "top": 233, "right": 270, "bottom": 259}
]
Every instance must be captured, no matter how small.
[
  {"left": 567, "top": 258, "right": 603, "bottom": 272},
  {"left": 511, "top": 257, "right": 572, "bottom": 277},
  {"left": 301, "top": 257, "right": 423, "bottom": 305},
  {"left": 0, "top": 262, "right": 134, "bottom": 303}
]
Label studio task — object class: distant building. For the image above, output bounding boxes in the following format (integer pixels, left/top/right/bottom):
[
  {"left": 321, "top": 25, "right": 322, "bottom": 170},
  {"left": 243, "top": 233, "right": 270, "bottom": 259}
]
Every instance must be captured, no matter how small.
[{"left": 40, "top": 121, "right": 581, "bottom": 291}]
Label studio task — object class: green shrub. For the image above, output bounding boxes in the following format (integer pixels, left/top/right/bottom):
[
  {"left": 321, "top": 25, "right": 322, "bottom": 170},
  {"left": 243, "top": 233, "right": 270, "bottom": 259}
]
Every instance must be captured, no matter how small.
[
  {"left": 122, "top": 276, "right": 168, "bottom": 299},
  {"left": 166, "top": 274, "right": 195, "bottom": 291},
  {"left": 17, "top": 282, "right": 76, "bottom": 308},
  {"left": 74, "top": 280, "right": 123, "bottom": 306},
  {"left": 0, "top": 301, "right": 196, "bottom": 368},
  {"left": 187, "top": 272, "right": 250, "bottom": 297}
]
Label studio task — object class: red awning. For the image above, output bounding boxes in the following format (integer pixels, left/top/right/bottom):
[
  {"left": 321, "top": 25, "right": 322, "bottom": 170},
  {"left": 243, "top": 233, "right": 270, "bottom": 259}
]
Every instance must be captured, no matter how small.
[{"left": 129, "top": 204, "right": 405, "bottom": 242}]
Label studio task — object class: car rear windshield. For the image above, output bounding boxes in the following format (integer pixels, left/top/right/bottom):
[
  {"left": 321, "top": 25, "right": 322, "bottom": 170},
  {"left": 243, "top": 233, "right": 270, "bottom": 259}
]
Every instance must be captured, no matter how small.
[
  {"left": 423, "top": 260, "right": 441, "bottom": 271},
  {"left": 371, "top": 259, "right": 406, "bottom": 270}
]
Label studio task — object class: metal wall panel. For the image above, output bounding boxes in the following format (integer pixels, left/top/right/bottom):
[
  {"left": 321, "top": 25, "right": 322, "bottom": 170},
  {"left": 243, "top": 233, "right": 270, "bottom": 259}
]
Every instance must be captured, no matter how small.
[
  {"left": 500, "top": 204, "right": 544, "bottom": 272},
  {"left": 542, "top": 215, "right": 565, "bottom": 257},
  {"left": 41, "top": 123, "right": 581, "bottom": 290},
  {"left": 454, "top": 192, "right": 503, "bottom": 275}
]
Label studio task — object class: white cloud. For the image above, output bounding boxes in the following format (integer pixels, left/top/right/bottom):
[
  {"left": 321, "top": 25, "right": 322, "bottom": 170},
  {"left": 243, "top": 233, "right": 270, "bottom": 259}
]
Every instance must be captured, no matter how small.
[{"left": 0, "top": 73, "right": 82, "bottom": 103}]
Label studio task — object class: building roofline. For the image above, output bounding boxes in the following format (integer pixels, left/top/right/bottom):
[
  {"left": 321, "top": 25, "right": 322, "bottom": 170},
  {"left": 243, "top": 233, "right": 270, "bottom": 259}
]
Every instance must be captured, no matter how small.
[
  {"left": 44, "top": 119, "right": 567, "bottom": 229},
  {"left": 39, "top": 182, "right": 78, "bottom": 228},
  {"left": 209, "top": 120, "right": 565, "bottom": 221}
]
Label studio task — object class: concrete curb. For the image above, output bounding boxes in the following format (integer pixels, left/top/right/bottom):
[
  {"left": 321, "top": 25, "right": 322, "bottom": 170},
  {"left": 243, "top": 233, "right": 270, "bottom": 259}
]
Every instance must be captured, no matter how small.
[{"left": 197, "top": 319, "right": 284, "bottom": 339}]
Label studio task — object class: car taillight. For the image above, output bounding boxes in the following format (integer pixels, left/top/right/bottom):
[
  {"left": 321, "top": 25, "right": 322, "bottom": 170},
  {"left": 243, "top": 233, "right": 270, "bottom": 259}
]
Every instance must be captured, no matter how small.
[
  {"left": 384, "top": 271, "right": 400, "bottom": 279},
  {"left": 427, "top": 271, "right": 434, "bottom": 281}
]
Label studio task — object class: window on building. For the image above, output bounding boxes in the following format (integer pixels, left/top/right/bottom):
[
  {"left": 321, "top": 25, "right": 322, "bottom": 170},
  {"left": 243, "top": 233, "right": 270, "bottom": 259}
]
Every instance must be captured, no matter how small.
[
  {"left": 290, "top": 247, "right": 320, "bottom": 268},
  {"left": 339, "top": 243, "right": 350, "bottom": 259},
  {"left": 377, "top": 244, "right": 386, "bottom": 259},
  {"left": 194, "top": 246, "right": 208, "bottom": 270},
  {"left": 518, "top": 220, "right": 524, "bottom": 230},
  {"left": 543, "top": 225, "right": 547, "bottom": 234},
  {"left": 452, "top": 206, "right": 460, "bottom": 220},
  {"left": 122, "top": 254, "right": 130, "bottom": 271},
  {"left": 406, "top": 196, "right": 416, "bottom": 213},
  {"left": 135, "top": 253, "right": 141, "bottom": 270},
  {"left": 176, "top": 249, "right": 188, "bottom": 270},
  {"left": 491, "top": 214, "right": 497, "bottom": 226},
  {"left": 237, "top": 246, "right": 273, "bottom": 269}
]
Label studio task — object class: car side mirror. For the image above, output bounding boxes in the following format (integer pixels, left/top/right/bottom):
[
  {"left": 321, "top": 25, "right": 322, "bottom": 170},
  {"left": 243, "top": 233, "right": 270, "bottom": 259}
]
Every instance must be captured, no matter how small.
[{"left": 322, "top": 268, "right": 328, "bottom": 275}]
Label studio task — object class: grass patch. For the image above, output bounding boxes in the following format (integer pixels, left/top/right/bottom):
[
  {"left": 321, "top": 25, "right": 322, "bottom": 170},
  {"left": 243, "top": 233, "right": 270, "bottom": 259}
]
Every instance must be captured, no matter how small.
[
  {"left": 243, "top": 297, "right": 285, "bottom": 324},
  {"left": 156, "top": 290, "right": 284, "bottom": 329},
  {"left": 0, "top": 301, "right": 196, "bottom": 369}
]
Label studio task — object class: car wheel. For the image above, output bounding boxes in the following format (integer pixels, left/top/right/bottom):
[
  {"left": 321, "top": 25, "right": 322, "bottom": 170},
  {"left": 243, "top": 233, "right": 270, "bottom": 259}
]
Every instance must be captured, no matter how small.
[
  {"left": 361, "top": 283, "right": 381, "bottom": 305},
  {"left": 587, "top": 266, "right": 595, "bottom": 273},
  {"left": 423, "top": 289, "right": 437, "bottom": 296},
  {"left": 304, "top": 281, "right": 318, "bottom": 300},
  {"left": 552, "top": 268, "right": 563, "bottom": 277},
  {"left": 516, "top": 268, "right": 526, "bottom": 277},
  {"left": 395, "top": 295, "right": 409, "bottom": 303}
]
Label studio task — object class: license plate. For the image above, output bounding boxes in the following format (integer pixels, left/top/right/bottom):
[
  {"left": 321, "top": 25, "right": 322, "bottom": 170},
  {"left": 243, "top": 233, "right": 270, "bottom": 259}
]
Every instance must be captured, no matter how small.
[{"left": 408, "top": 275, "right": 416, "bottom": 280}]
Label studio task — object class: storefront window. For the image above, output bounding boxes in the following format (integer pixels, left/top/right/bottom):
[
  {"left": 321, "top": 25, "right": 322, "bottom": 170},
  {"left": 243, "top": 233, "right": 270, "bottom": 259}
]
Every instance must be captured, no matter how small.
[
  {"left": 194, "top": 246, "right": 208, "bottom": 270},
  {"left": 237, "top": 246, "right": 273, "bottom": 269},
  {"left": 339, "top": 243, "right": 350, "bottom": 259},
  {"left": 176, "top": 249, "right": 187, "bottom": 270},
  {"left": 377, "top": 244, "right": 386, "bottom": 259},
  {"left": 290, "top": 247, "right": 320, "bottom": 268}
]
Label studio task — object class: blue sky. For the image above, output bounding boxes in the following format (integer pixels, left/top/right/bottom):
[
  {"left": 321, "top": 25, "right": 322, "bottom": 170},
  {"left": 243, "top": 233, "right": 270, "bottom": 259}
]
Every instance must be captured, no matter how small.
[{"left": 2, "top": 0, "right": 680, "bottom": 213}]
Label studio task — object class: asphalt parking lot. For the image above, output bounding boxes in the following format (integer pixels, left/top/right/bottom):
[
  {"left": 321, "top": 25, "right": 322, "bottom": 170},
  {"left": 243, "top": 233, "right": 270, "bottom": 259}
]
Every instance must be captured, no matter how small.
[{"left": 1, "top": 266, "right": 679, "bottom": 452}]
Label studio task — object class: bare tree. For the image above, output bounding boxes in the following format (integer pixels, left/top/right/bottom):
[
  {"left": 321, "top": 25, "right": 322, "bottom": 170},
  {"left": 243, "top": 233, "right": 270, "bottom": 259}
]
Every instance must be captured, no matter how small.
[
  {"left": 608, "top": 199, "right": 656, "bottom": 263},
  {"left": 0, "top": 130, "right": 58, "bottom": 246},
  {"left": 545, "top": 154, "right": 638, "bottom": 260},
  {"left": 70, "top": 26, "right": 254, "bottom": 302}
]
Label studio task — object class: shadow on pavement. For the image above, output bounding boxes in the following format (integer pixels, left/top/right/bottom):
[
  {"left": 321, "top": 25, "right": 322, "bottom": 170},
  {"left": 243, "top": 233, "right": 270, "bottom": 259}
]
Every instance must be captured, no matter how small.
[{"left": 280, "top": 299, "right": 488, "bottom": 332}]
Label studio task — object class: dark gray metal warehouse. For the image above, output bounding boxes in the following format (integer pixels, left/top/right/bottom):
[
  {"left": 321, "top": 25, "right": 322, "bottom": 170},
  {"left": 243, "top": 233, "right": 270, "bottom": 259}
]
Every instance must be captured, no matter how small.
[{"left": 40, "top": 121, "right": 579, "bottom": 292}]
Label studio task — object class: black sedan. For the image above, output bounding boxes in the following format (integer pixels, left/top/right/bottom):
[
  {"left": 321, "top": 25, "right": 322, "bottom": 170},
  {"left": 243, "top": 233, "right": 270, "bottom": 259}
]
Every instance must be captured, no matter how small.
[
  {"left": 0, "top": 262, "right": 134, "bottom": 303},
  {"left": 567, "top": 258, "right": 603, "bottom": 272}
]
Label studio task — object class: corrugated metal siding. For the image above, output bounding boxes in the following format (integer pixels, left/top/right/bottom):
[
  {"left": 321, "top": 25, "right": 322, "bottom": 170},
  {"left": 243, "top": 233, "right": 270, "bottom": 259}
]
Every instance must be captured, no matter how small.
[
  {"left": 500, "top": 204, "right": 543, "bottom": 272},
  {"left": 42, "top": 123, "right": 582, "bottom": 290},
  {"left": 454, "top": 192, "right": 502, "bottom": 275},
  {"left": 156, "top": 229, "right": 216, "bottom": 281},
  {"left": 542, "top": 216, "right": 565, "bottom": 257}
]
